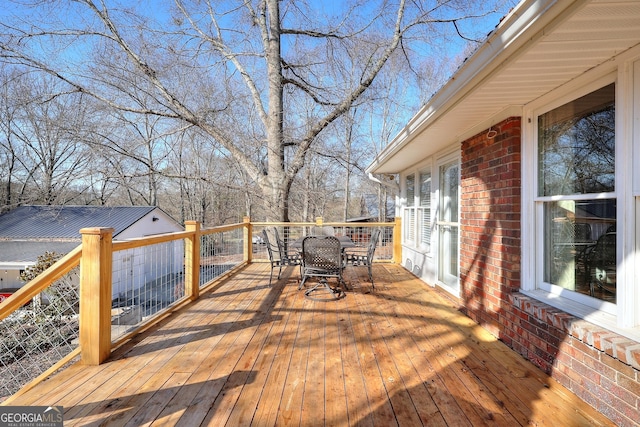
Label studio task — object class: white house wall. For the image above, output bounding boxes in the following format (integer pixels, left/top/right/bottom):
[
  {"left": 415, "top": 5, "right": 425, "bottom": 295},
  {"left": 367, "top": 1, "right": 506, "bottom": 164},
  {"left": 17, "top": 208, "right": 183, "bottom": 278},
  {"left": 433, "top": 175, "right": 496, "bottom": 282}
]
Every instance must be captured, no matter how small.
[
  {"left": 0, "top": 263, "right": 32, "bottom": 290},
  {"left": 116, "top": 210, "right": 183, "bottom": 240},
  {"left": 111, "top": 210, "right": 184, "bottom": 300},
  {"left": 401, "top": 248, "right": 436, "bottom": 285}
]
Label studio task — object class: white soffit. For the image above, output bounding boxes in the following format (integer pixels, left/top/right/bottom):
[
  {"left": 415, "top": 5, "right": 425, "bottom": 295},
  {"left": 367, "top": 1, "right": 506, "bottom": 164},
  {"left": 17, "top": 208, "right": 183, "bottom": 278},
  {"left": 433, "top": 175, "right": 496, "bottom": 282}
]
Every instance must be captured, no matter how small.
[{"left": 368, "top": 0, "right": 640, "bottom": 174}]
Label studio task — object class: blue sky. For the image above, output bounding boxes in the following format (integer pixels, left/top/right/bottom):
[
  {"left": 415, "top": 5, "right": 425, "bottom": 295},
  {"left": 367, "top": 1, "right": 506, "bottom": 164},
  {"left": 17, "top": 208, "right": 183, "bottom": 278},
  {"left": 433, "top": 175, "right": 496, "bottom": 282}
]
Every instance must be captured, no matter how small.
[{"left": 0, "top": 0, "right": 520, "bottom": 148}]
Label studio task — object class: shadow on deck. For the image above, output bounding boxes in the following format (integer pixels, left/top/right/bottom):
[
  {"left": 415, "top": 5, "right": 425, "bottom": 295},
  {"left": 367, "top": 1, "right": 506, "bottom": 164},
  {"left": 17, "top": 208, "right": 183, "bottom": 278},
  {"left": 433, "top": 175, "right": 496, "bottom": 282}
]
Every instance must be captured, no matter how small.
[{"left": 5, "top": 263, "right": 614, "bottom": 426}]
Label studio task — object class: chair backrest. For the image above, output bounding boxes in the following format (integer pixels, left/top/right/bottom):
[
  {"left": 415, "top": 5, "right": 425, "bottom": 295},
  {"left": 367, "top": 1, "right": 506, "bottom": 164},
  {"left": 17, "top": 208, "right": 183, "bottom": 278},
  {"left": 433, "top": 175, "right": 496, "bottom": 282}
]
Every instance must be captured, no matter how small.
[
  {"left": 589, "top": 232, "right": 616, "bottom": 285},
  {"left": 311, "top": 226, "right": 335, "bottom": 236},
  {"left": 272, "top": 227, "right": 292, "bottom": 260},
  {"left": 573, "top": 223, "right": 592, "bottom": 243},
  {"left": 591, "top": 232, "right": 616, "bottom": 268},
  {"left": 367, "top": 228, "right": 382, "bottom": 259},
  {"left": 262, "top": 228, "right": 281, "bottom": 261},
  {"left": 302, "top": 236, "right": 342, "bottom": 271}
]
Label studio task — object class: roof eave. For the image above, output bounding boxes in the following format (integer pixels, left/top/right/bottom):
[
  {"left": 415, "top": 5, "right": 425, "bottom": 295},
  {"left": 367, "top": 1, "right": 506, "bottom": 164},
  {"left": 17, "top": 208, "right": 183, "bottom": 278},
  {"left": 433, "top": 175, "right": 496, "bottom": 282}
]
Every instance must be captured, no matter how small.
[{"left": 367, "top": 0, "right": 576, "bottom": 175}]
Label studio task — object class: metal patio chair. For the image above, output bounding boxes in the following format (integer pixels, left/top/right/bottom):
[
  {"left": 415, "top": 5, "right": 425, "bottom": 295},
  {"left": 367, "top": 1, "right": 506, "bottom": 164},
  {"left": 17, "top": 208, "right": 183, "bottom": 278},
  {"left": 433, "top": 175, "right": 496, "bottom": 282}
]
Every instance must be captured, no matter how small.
[
  {"left": 585, "top": 231, "right": 616, "bottom": 298},
  {"left": 299, "top": 236, "right": 345, "bottom": 300},
  {"left": 273, "top": 227, "right": 302, "bottom": 271},
  {"left": 263, "top": 228, "right": 301, "bottom": 286},
  {"left": 346, "top": 228, "right": 381, "bottom": 288}
]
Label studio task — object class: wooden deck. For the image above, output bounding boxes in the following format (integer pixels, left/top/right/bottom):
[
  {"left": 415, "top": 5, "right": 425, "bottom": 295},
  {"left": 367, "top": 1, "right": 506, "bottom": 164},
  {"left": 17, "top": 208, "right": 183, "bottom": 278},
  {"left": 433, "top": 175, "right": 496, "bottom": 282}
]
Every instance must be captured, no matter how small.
[{"left": 6, "top": 263, "right": 614, "bottom": 426}]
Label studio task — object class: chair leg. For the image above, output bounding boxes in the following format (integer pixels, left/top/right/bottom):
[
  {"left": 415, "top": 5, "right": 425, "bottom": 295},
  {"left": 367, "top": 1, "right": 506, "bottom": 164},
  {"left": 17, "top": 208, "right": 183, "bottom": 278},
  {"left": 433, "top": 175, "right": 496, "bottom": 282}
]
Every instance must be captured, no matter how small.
[
  {"left": 269, "top": 266, "right": 274, "bottom": 287},
  {"left": 304, "top": 278, "right": 344, "bottom": 300}
]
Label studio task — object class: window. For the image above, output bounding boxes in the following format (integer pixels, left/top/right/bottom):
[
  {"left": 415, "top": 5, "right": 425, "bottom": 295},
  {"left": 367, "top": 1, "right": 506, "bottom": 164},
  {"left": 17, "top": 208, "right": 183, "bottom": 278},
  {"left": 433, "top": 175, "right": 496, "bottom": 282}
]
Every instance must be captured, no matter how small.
[
  {"left": 403, "top": 174, "right": 416, "bottom": 243},
  {"left": 417, "top": 170, "right": 432, "bottom": 250},
  {"left": 403, "top": 170, "right": 433, "bottom": 250},
  {"left": 523, "top": 54, "right": 640, "bottom": 335},
  {"left": 537, "top": 83, "right": 616, "bottom": 305}
]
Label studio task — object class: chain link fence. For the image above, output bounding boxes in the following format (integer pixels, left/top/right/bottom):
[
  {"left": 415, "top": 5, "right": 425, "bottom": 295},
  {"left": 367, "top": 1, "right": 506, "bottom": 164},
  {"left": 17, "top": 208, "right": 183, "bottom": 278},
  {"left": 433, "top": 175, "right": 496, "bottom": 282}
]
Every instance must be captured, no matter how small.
[{"left": 0, "top": 268, "right": 80, "bottom": 399}]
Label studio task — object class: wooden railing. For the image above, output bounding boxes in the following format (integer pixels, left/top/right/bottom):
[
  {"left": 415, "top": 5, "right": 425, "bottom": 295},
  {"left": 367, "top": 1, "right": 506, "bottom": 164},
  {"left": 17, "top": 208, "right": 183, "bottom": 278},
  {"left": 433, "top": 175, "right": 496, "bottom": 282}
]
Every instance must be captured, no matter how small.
[
  {"left": 251, "top": 218, "right": 401, "bottom": 264},
  {"left": 0, "top": 217, "right": 400, "bottom": 397}
]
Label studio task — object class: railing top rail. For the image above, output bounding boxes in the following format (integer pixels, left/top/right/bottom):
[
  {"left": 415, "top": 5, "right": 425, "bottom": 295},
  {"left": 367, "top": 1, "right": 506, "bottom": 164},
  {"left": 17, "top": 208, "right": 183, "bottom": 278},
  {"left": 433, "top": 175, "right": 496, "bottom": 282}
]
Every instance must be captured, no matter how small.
[
  {"left": 112, "top": 230, "right": 194, "bottom": 251},
  {"left": 251, "top": 221, "right": 393, "bottom": 227},
  {"left": 322, "top": 222, "right": 394, "bottom": 227},
  {"left": 110, "top": 221, "right": 248, "bottom": 251},
  {"left": 201, "top": 222, "right": 246, "bottom": 235},
  {"left": 0, "top": 245, "right": 82, "bottom": 321}
]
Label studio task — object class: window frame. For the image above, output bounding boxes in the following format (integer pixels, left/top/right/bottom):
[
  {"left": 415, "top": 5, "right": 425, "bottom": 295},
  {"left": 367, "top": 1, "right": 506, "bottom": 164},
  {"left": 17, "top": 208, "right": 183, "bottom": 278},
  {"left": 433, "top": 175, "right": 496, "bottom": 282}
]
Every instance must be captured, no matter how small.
[
  {"left": 521, "top": 53, "right": 640, "bottom": 339},
  {"left": 402, "top": 164, "right": 433, "bottom": 252},
  {"left": 536, "top": 82, "right": 617, "bottom": 314},
  {"left": 403, "top": 173, "right": 416, "bottom": 244},
  {"left": 417, "top": 168, "right": 432, "bottom": 252}
]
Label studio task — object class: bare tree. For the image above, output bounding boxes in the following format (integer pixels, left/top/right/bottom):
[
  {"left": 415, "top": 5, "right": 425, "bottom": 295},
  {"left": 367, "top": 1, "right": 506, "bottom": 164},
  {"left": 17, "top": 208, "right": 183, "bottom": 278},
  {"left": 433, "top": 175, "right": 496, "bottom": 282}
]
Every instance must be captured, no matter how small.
[
  {"left": 88, "top": 111, "right": 178, "bottom": 206},
  {"left": 0, "top": 0, "right": 513, "bottom": 220},
  {"left": 0, "top": 68, "right": 93, "bottom": 206},
  {"left": 20, "top": 84, "right": 92, "bottom": 204},
  {"left": 342, "top": 109, "right": 356, "bottom": 222},
  {"left": 0, "top": 66, "right": 23, "bottom": 211}
]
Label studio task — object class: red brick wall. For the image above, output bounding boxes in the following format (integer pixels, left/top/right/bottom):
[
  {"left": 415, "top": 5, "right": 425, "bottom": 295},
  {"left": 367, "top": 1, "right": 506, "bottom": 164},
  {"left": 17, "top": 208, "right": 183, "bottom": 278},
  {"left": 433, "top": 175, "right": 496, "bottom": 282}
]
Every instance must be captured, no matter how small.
[
  {"left": 459, "top": 117, "right": 640, "bottom": 426},
  {"left": 459, "top": 117, "right": 522, "bottom": 337},
  {"left": 509, "top": 294, "right": 640, "bottom": 425}
]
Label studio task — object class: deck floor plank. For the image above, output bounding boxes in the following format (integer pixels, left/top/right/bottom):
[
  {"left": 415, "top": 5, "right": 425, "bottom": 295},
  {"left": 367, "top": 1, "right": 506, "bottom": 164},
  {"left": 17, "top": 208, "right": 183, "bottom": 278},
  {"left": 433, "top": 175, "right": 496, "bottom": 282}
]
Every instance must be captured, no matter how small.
[
  {"left": 64, "top": 367, "right": 152, "bottom": 426},
  {"left": 3, "top": 263, "right": 617, "bottom": 426},
  {"left": 366, "top": 267, "right": 468, "bottom": 426},
  {"left": 124, "top": 371, "right": 192, "bottom": 427},
  {"left": 377, "top": 265, "right": 517, "bottom": 426},
  {"left": 148, "top": 273, "right": 267, "bottom": 426},
  {"left": 355, "top": 285, "right": 426, "bottom": 426},
  {"left": 346, "top": 281, "right": 401, "bottom": 426},
  {"left": 203, "top": 267, "right": 299, "bottom": 426},
  {"left": 224, "top": 274, "right": 299, "bottom": 426},
  {"left": 14, "top": 363, "right": 101, "bottom": 406},
  {"left": 275, "top": 279, "right": 314, "bottom": 427},
  {"left": 250, "top": 278, "right": 303, "bottom": 426},
  {"left": 366, "top": 298, "right": 447, "bottom": 426},
  {"left": 175, "top": 267, "right": 281, "bottom": 426},
  {"left": 363, "top": 266, "right": 472, "bottom": 427},
  {"left": 324, "top": 292, "right": 349, "bottom": 427},
  {"left": 337, "top": 281, "right": 375, "bottom": 427},
  {"left": 299, "top": 291, "right": 326, "bottom": 426}
]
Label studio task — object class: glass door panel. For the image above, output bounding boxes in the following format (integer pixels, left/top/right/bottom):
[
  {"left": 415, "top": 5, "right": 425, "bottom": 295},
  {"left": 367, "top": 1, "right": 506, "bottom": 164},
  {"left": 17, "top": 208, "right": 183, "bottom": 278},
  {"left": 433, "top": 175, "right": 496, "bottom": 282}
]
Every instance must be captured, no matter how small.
[{"left": 438, "top": 160, "right": 460, "bottom": 293}]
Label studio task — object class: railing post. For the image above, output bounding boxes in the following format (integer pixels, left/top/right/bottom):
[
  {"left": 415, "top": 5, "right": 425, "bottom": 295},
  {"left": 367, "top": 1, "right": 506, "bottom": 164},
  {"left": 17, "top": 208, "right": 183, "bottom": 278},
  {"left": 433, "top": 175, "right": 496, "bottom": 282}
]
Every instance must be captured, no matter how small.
[
  {"left": 79, "top": 227, "right": 113, "bottom": 365},
  {"left": 243, "top": 216, "right": 252, "bottom": 264},
  {"left": 393, "top": 217, "right": 402, "bottom": 264},
  {"left": 184, "top": 221, "right": 200, "bottom": 301}
]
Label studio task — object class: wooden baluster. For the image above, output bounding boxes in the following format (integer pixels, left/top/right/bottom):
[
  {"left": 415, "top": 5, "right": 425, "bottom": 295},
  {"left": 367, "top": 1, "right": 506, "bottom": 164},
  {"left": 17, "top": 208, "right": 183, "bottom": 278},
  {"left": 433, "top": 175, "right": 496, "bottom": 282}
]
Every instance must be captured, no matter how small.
[
  {"left": 184, "top": 221, "right": 201, "bottom": 301},
  {"left": 243, "top": 216, "right": 252, "bottom": 264},
  {"left": 393, "top": 217, "right": 402, "bottom": 264}
]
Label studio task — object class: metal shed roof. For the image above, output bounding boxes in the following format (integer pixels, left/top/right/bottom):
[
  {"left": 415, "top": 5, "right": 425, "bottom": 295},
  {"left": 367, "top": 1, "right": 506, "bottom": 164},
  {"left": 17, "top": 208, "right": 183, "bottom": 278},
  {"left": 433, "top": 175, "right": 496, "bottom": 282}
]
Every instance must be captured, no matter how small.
[
  {"left": 0, "top": 241, "right": 80, "bottom": 264},
  {"left": 0, "top": 205, "right": 158, "bottom": 240}
]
